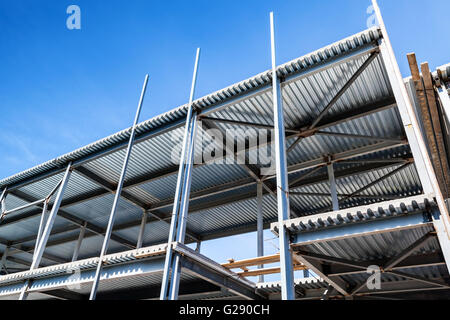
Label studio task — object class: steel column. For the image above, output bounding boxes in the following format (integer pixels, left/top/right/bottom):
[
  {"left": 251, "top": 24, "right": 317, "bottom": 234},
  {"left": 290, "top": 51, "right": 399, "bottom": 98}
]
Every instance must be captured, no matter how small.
[
  {"left": 89, "top": 74, "right": 149, "bottom": 300},
  {"left": 0, "top": 188, "right": 6, "bottom": 216},
  {"left": 372, "top": 0, "right": 450, "bottom": 273},
  {"left": 256, "top": 181, "right": 264, "bottom": 283},
  {"left": 72, "top": 221, "right": 87, "bottom": 262},
  {"left": 437, "top": 84, "right": 450, "bottom": 125},
  {"left": 327, "top": 162, "right": 339, "bottom": 211},
  {"left": 0, "top": 246, "right": 9, "bottom": 274},
  {"left": 270, "top": 12, "right": 295, "bottom": 300},
  {"left": 19, "top": 163, "right": 72, "bottom": 300},
  {"left": 160, "top": 48, "right": 201, "bottom": 300},
  {"left": 136, "top": 211, "right": 147, "bottom": 249},
  {"left": 35, "top": 200, "right": 48, "bottom": 252},
  {"left": 169, "top": 113, "right": 199, "bottom": 299}
]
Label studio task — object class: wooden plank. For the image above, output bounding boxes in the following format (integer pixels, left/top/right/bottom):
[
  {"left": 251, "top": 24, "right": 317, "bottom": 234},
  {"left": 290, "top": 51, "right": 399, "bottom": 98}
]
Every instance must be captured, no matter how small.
[
  {"left": 421, "top": 62, "right": 450, "bottom": 195},
  {"left": 406, "top": 54, "right": 447, "bottom": 193},
  {"left": 236, "top": 264, "right": 306, "bottom": 277},
  {"left": 222, "top": 254, "right": 281, "bottom": 269}
]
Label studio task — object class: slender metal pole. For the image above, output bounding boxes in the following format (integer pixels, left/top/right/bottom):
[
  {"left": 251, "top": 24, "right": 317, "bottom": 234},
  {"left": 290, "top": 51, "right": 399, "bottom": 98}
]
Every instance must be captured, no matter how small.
[
  {"left": 3, "top": 198, "right": 45, "bottom": 216},
  {"left": 72, "top": 221, "right": 87, "bottom": 262},
  {"left": 35, "top": 199, "right": 48, "bottom": 251},
  {"left": 31, "top": 164, "right": 72, "bottom": 269},
  {"left": 136, "top": 211, "right": 147, "bottom": 249},
  {"left": 0, "top": 188, "right": 7, "bottom": 216},
  {"left": 327, "top": 162, "right": 339, "bottom": 211},
  {"left": 257, "top": 181, "right": 264, "bottom": 283},
  {"left": 160, "top": 48, "right": 201, "bottom": 300},
  {"left": 270, "top": 12, "right": 295, "bottom": 300},
  {"left": 169, "top": 114, "right": 199, "bottom": 299},
  {"left": 89, "top": 74, "right": 149, "bottom": 300},
  {"left": 372, "top": 0, "right": 450, "bottom": 270},
  {"left": 19, "top": 163, "right": 72, "bottom": 300}
]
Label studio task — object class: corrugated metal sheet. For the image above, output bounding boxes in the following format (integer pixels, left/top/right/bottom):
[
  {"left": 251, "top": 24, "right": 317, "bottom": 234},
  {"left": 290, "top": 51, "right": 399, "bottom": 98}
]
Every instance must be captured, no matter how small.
[{"left": 0, "top": 27, "right": 382, "bottom": 189}]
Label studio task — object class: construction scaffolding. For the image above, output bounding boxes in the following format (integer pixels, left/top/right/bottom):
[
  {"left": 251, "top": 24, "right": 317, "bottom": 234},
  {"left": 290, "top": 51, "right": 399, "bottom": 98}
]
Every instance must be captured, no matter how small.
[{"left": 0, "top": 1, "right": 449, "bottom": 300}]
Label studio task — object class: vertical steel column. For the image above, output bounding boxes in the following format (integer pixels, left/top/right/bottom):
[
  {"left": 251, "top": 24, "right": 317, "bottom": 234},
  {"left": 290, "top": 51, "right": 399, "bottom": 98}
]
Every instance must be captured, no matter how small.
[
  {"left": 160, "top": 48, "right": 201, "bottom": 300},
  {"left": 327, "top": 162, "right": 339, "bottom": 211},
  {"left": 372, "top": 0, "right": 450, "bottom": 271},
  {"left": 89, "top": 75, "right": 149, "bottom": 300},
  {"left": 72, "top": 221, "right": 87, "bottom": 262},
  {"left": 270, "top": 12, "right": 295, "bottom": 300},
  {"left": 31, "top": 163, "right": 72, "bottom": 269},
  {"left": 35, "top": 200, "right": 48, "bottom": 249},
  {"left": 169, "top": 114, "right": 199, "bottom": 299},
  {"left": 19, "top": 163, "right": 72, "bottom": 300},
  {"left": 0, "top": 188, "right": 7, "bottom": 217},
  {"left": 0, "top": 246, "right": 9, "bottom": 274},
  {"left": 437, "top": 84, "right": 450, "bottom": 128},
  {"left": 136, "top": 211, "right": 148, "bottom": 249},
  {"left": 257, "top": 181, "right": 264, "bottom": 283}
]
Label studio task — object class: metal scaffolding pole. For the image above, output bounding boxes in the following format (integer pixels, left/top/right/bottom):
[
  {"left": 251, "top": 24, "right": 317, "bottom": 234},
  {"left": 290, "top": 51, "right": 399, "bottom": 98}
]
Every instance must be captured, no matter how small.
[
  {"left": 327, "top": 162, "right": 339, "bottom": 211},
  {"left": 89, "top": 74, "right": 149, "bottom": 300},
  {"left": 257, "top": 181, "right": 264, "bottom": 283},
  {"left": 372, "top": 0, "right": 450, "bottom": 271},
  {"left": 270, "top": 12, "right": 295, "bottom": 300},
  {"left": 19, "top": 163, "right": 72, "bottom": 300},
  {"left": 160, "top": 48, "right": 201, "bottom": 300}
]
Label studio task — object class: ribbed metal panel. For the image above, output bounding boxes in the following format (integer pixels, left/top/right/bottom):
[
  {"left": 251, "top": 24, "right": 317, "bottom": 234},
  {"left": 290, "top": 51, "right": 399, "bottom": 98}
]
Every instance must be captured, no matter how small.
[
  {"left": 63, "top": 193, "right": 142, "bottom": 227},
  {"left": 0, "top": 27, "right": 382, "bottom": 189},
  {"left": 303, "top": 225, "right": 435, "bottom": 262}
]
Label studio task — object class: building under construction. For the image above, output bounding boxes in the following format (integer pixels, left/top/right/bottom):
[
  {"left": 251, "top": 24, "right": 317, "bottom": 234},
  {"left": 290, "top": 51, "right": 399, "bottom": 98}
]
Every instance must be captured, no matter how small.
[{"left": 0, "top": 2, "right": 449, "bottom": 300}]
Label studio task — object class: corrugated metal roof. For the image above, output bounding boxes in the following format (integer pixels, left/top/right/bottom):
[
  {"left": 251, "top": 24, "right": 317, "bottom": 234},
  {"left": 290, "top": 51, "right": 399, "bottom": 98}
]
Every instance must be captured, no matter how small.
[{"left": 0, "top": 27, "right": 382, "bottom": 189}]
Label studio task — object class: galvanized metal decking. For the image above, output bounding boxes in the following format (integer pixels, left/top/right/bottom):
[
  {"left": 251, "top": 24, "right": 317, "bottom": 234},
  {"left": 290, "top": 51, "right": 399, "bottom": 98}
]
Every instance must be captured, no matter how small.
[{"left": 0, "top": 0, "right": 449, "bottom": 300}]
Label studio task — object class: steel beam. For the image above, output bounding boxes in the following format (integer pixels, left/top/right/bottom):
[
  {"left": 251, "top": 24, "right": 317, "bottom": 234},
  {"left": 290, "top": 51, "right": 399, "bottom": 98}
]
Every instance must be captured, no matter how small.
[
  {"left": 292, "top": 252, "right": 350, "bottom": 296},
  {"left": 89, "top": 74, "right": 149, "bottom": 300},
  {"left": 373, "top": 0, "right": 450, "bottom": 273},
  {"left": 179, "top": 256, "right": 263, "bottom": 300},
  {"left": 19, "top": 163, "right": 72, "bottom": 300},
  {"left": 270, "top": 12, "right": 295, "bottom": 300},
  {"left": 0, "top": 246, "right": 9, "bottom": 274},
  {"left": 256, "top": 182, "right": 264, "bottom": 283},
  {"left": 169, "top": 112, "right": 199, "bottom": 299},
  {"left": 72, "top": 222, "right": 87, "bottom": 262},
  {"left": 308, "top": 51, "right": 379, "bottom": 130},
  {"left": 6, "top": 158, "right": 412, "bottom": 260},
  {"left": 383, "top": 232, "right": 434, "bottom": 270},
  {"left": 0, "top": 97, "right": 397, "bottom": 229},
  {"left": 8, "top": 189, "right": 137, "bottom": 250},
  {"left": 292, "top": 213, "right": 432, "bottom": 246},
  {"left": 161, "top": 48, "right": 201, "bottom": 301},
  {"left": 199, "top": 116, "right": 298, "bottom": 134},
  {"left": 327, "top": 162, "right": 339, "bottom": 211},
  {"left": 0, "top": 188, "right": 7, "bottom": 216},
  {"left": 136, "top": 211, "right": 147, "bottom": 249},
  {"left": 437, "top": 82, "right": 450, "bottom": 125}
]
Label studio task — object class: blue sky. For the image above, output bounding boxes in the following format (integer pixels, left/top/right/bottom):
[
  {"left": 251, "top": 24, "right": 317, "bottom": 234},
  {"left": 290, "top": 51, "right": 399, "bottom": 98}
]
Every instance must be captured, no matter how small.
[{"left": 1, "top": 0, "right": 449, "bottom": 281}]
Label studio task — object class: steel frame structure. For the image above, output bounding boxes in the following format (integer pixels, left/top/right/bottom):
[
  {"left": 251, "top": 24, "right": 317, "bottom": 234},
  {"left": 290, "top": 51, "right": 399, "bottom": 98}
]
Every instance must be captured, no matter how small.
[{"left": 0, "top": 1, "right": 449, "bottom": 300}]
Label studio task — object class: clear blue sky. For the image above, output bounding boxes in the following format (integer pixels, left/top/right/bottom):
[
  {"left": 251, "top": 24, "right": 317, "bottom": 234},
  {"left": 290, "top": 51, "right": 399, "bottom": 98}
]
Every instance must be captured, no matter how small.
[{"left": 1, "top": 0, "right": 449, "bottom": 281}]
